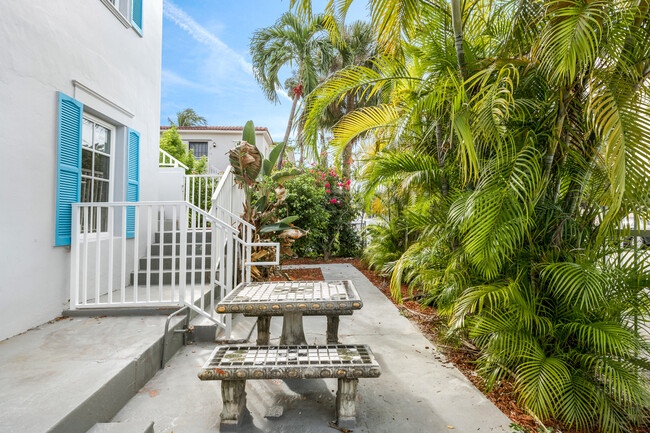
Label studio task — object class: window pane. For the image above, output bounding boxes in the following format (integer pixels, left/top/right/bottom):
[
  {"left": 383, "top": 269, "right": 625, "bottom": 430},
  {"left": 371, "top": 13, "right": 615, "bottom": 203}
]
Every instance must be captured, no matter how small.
[
  {"left": 82, "top": 119, "right": 93, "bottom": 148},
  {"left": 81, "top": 149, "right": 93, "bottom": 175},
  {"left": 94, "top": 153, "right": 110, "bottom": 180},
  {"left": 93, "top": 180, "right": 109, "bottom": 202},
  {"left": 94, "top": 124, "right": 111, "bottom": 153},
  {"left": 80, "top": 177, "right": 92, "bottom": 202},
  {"left": 190, "top": 142, "right": 208, "bottom": 158}
]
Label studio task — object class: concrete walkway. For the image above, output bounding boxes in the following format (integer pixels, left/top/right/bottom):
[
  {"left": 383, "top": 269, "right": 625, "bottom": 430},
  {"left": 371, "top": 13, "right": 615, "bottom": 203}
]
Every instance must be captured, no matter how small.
[{"left": 112, "top": 264, "right": 511, "bottom": 432}]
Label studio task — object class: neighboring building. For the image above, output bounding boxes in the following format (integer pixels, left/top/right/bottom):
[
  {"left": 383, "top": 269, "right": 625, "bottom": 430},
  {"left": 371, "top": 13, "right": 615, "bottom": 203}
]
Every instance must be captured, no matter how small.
[
  {"left": 0, "top": 0, "right": 165, "bottom": 340},
  {"left": 160, "top": 126, "right": 277, "bottom": 173}
]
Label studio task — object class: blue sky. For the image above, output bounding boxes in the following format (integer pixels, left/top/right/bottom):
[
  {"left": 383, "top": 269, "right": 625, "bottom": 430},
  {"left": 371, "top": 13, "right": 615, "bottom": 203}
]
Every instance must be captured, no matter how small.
[{"left": 161, "top": 0, "right": 370, "bottom": 142}]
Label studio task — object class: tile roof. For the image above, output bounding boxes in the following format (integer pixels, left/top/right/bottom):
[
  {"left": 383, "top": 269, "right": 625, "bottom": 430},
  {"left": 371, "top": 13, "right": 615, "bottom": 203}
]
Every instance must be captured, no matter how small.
[{"left": 160, "top": 126, "right": 270, "bottom": 132}]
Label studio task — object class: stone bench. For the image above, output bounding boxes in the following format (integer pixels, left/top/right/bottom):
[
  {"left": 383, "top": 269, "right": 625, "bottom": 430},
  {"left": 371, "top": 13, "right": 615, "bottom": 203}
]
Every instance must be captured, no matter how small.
[{"left": 198, "top": 344, "right": 381, "bottom": 430}]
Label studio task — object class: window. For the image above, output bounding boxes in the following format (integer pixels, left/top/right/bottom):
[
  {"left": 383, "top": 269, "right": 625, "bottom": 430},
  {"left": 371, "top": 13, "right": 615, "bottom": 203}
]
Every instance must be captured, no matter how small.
[
  {"left": 81, "top": 115, "right": 115, "bottom": 233},
  {"left": 99, "top": 0, "right": 142, "bottom": 35},
  {"left": 189, "top": 142, "right": 209, "bottom": 159},
  {"left": 55, "top": 92, "right": 140, "bottom": 246}
]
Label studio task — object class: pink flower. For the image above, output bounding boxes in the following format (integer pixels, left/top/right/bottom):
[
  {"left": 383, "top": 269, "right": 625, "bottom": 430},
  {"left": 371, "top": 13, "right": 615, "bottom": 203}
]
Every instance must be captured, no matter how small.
[
  {"left": 337, "top": 182, "right": 343, "bottom": 187},
  {"left": 326, "top": 189, "right": 331, "bottom": 193},
  {"left": 324, "top": 182, "right": 330, "bottom": 187},
  {"left": 330, "top": 199, "right": 337, "bottom": 203},
  {"left": 345, "top": 179, "right": 351, "bottom": 185}
]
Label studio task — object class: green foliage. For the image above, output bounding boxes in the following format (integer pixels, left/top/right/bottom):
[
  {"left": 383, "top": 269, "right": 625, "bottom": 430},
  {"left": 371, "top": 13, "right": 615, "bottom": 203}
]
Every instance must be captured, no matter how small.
[
  {"left": 228, "top": 121, "right": 306, "bottom": 279},
  {"left": 282, "top": 164, "right": 360, "bottom": 258},
  {"left": 242, "top": 120, "right": 257, "bottom": 146},
  {"left": 168, "top": 108, "right": 207, "bottom": 127},
  {"left": 159, "top": 127, "right": 206, "bottom": 175},
  {"left": 297, "top": 0, "right": 650, "bottom": 431}
]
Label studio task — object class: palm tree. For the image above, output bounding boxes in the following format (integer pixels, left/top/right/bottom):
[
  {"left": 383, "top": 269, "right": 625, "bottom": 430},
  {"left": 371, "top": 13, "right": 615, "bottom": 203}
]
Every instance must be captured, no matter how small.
[
  {"left": 325, "top": 20, "right": 377, "bottom": 179},
  {"left": 250, "top": 12, "right": 333, "bottom": 167},
  {"left": 296, "top": 0, "right": 650, "bottom": 430},
  {"left": 168, "top": 108, "right": 207, "bottom": 127}
]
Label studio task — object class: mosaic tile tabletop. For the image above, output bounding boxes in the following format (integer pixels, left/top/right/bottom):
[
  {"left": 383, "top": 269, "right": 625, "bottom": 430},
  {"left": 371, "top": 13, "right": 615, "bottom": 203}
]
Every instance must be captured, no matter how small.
[
  {"left": 216, "top": 280, "right": 362, "bottom": 315},
  {"left": 198, "top": 344, "right": 381, "bottom": 380}
]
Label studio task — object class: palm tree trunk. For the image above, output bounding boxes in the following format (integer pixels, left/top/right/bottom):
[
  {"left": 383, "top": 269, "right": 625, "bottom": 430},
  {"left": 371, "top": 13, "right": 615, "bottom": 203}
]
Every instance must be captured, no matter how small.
[
  {"left": 277, "top": 95, "right": 299, "bottom": 169},
  {"left": 436, "top": 122, "right": 448, "bottom": 197},
  {"left": 341, "top": 138, "right": 355, "bottom": 180},
  {"left": 297, "top": 120, "right": 305, "bottom": 166},
  {"left": 341, "top": 92, "right": 356, "bottom": 179},
  {"left": 319, "top": 129, "right": 326, "bottom": 165},
  {"left": 450, "top": 0, "right": 467, "bottom": 82},
  {"left": 543, "top": 89, "right": 570, "bottom": 192}
]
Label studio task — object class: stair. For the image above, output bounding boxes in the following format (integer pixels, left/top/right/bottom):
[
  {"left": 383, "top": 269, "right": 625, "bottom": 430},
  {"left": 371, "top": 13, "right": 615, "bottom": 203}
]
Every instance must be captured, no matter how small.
[
  {"left": 130, "top": 228, "right": 216, "bottom": 286},
  {"left": 87, "top": 421, "right": 154, "bottom": 433}
]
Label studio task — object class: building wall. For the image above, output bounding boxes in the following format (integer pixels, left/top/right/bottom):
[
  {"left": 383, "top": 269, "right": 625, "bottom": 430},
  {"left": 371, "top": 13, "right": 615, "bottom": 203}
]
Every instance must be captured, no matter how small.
[
  {"left": 0, "top": 0, "right": 163, "bottom": 340},
  {"left": 166, "top": 129, "right": 275, "bottom": 173}
]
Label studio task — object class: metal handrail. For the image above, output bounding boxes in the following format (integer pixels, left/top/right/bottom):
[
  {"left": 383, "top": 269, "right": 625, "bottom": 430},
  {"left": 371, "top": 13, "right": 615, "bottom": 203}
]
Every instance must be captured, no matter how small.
[
  {"left": 72, "top": 201, "right": 237, "bottom": 233},
  {"left": 159, "top": 148, "right": 189, "bottom": 170}
]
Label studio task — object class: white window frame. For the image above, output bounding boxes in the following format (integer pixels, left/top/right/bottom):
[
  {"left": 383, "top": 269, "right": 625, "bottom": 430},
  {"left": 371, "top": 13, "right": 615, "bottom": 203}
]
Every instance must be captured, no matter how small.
[
  {"left": 99, "top": 0, "right": 132, "bottom": 29},
  {"left": 80, "top": 113, "right": 116, "bottom": 236}
]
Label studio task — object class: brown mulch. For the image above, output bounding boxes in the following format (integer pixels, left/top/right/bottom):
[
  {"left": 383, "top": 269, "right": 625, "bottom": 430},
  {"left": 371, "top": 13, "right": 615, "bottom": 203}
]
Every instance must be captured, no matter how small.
[
  {"left": 277, "top": 257, "right": 650, "bottom": 433},
  {"left": 268, "top": 267, "right": 324, "bottom": 281}
]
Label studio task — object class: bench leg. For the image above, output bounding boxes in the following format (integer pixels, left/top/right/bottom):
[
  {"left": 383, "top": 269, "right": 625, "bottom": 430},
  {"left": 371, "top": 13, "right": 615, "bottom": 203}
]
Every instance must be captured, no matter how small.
[
  {"left": 336, "top": 378, "right": 358, "bottom": 429},
  {"left": 220, "top": 380, "right": 246, "bottom": 430},
  {"left": 326, "top": 315, "right": 340, "bottom": 344},
  {"left": 256, "top": 316, "right": 271, "bottom": 345}
]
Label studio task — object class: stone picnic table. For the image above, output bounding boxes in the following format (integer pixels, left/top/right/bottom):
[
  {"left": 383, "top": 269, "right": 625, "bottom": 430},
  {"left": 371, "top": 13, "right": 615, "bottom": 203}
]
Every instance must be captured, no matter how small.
[{"left": 216, "top": 280, "right": 363, "bottom": 345}]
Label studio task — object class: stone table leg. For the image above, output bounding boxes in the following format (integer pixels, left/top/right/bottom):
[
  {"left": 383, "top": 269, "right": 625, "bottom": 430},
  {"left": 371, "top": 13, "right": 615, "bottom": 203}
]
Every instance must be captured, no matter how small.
[
  {"left": 280, "top": 311, "right": 307, "bottom": 345},
  {"left": 326, "top": 315, "right": 340, "bottom": 344},
  {"left": 256, "top": 316, "right": 271, "bottom": 345},
  {"left": 336, "top": 378, "right": 358, "bottom": 429},
  {"left": 220, "top": 380, "right": 247, "bottom": 431}
]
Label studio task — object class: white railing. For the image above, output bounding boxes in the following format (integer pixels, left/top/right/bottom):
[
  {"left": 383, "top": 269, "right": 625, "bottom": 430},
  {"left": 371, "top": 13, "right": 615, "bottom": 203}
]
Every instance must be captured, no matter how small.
[
  {"left": 185, "top": 173, "right": 222, "bottom": 213},
  {"left": 159, "top": 149, "right": 189, "bottom": 170},
  {"left": 211, "top": 166, "right": 254, "bottom": 283},
  {"left": 69, "top": 201, "right": 239, "bottom": 331}
]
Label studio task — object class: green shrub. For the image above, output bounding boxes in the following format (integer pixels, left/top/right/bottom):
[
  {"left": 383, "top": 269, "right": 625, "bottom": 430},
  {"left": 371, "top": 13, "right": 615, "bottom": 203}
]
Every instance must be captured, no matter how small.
[{"left": 282, "top": 164, "right": 360, "bottom": 258}]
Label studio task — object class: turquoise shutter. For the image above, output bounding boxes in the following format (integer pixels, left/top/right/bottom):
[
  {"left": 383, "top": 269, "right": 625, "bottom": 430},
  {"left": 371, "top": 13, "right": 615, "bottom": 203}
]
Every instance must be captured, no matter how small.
[
  {"left": 55, "top": 92, "right": 83, "bottom": 246},
  {"left": 131, "top": 0, "right": 143, "bottom": 35},
  {"left": 126, "top": 128, "right": 140, "bottom": 238}
]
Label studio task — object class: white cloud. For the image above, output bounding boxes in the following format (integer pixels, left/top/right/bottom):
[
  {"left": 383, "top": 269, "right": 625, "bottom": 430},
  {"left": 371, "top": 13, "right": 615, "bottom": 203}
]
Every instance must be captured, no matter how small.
[
  {"left": 161, "top": 69, "right": 222, "bottom": 94},
  {"left": 162, "top": 0, "right": 293, "bottom": 103},
  {"left": 163, "top": 0, "right": 251, "bottom": 73}
]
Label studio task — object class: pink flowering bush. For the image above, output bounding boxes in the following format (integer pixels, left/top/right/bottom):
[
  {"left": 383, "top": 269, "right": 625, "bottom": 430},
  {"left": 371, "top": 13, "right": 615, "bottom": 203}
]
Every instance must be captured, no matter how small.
[{"left": 280, "top": 163, "right": 360, "bottom": 258}]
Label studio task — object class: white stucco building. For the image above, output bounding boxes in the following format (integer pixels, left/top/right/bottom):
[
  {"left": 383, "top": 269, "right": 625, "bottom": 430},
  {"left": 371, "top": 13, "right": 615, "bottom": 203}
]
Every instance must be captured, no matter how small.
[
  {"left": 160, "top": 126, "right": 278, "bottom": 173},
  {"left": 0, "top": 0, "right": 165, "bottom": 340}
]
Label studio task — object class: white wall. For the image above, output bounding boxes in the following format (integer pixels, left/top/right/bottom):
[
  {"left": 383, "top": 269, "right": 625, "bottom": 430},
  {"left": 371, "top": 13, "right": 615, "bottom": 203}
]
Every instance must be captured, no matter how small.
[
  {"left": 0, "top": 0, "right": 163, "bottom": 340},
  {"left": 170, "top": 129, "right": 275, "bottom": 173}
]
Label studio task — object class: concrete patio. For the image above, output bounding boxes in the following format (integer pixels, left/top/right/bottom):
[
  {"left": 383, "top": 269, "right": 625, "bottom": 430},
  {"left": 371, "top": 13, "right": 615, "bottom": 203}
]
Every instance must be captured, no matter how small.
[
  {"left": 0, "top": 263, "right": 511, "bottom": 432},
  {"left": 111, "top": 263, "right": 511, "bottom": 432}
]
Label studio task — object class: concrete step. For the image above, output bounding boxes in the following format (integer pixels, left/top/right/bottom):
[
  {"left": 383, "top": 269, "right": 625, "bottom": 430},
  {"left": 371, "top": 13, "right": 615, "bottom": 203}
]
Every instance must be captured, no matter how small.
[
  {"left": 150, "top": 243, "right": 211, "bottom": 256},
  {"left": 87, "top": 421, "right": 154, "bottom": 433},
  {"left": 154, "top": 231, "right": 212, "bottom": 244},
  {"left": 138, "top": 256, "right": 212, "bottom": 271},
  {"left": 130, "top": 270, "right": 213, "bottom": 285},
  {"left": 0, "top": 314, "right": 188, "bottom": 433}
]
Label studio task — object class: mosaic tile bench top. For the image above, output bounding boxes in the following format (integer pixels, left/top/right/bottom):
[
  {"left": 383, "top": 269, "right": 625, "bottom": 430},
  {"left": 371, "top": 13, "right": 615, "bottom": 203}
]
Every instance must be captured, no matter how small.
[
  {"left": 216, "top": 280, "right": 363, "bottom": 315},
  {"left": 198, "top": 344, "right": 381, "bottom": 381}
]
